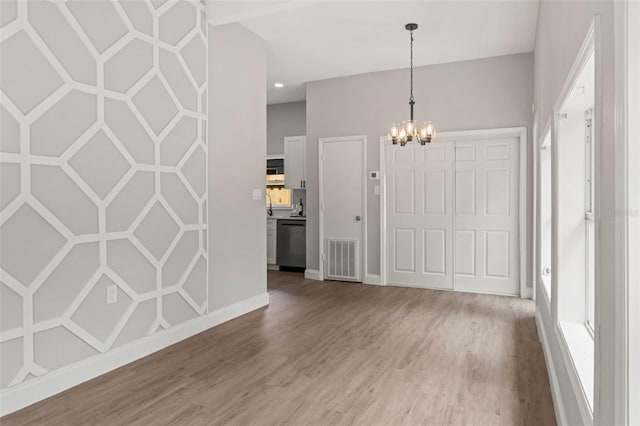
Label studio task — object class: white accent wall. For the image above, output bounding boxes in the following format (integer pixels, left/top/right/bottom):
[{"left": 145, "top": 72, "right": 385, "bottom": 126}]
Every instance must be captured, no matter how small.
[
  {"left": 0, "top": 0, "right": 207, "bottom": 394},
  {"left": 0, "top": 0, "right": 267, "bottom": 415}
]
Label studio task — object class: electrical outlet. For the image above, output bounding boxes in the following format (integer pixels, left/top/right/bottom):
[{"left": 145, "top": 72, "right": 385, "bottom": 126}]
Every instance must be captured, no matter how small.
[{"left": 106, "top": 285, "right": 117, "bottom": 305}]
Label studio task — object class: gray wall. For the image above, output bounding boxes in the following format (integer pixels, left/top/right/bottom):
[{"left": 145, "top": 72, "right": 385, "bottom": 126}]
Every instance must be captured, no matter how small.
[
  {"left": 267, "top": 101, "right": 306, "bottom": 155},
  {"left": 305, "top": 53, "right": 534, "bottom": 281},
  {"left": 533, "top": 1, "right": 617, "bottom": 424},
  {"left": 0, "top": 0, "right": 207, "bottom": 390},
  {"left": 208, "top": 23, "right": 267, "bottom": 310}
]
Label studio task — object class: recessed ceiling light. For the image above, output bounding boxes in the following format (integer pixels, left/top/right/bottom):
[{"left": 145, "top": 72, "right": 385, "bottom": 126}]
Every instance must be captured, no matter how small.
[{"left": 274, "top": 83, "right": 284, "bottom": 88}]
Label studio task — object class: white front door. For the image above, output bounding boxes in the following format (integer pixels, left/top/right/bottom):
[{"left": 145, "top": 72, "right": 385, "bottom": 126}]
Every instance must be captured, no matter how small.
[
  {"left": 385, "top": 134, "right": 521, "bottom": 296},
  {"left": 319, "top": 136, "right": 365, "bottom": 282},
  {"left": 385, "top": 142, "right": 454, "bottom": 289}
]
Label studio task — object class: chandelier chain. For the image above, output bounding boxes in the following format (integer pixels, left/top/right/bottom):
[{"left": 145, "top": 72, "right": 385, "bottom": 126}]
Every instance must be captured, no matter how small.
[{"left": 409, "top": 29, "right": 414, "bottom": 103}]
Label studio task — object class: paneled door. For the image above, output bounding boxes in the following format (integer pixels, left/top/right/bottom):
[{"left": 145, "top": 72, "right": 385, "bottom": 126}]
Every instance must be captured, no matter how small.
[
  {"left": 385, "top": 135, "right": 520, "bottom": 295},
  {"left": 385, "top": 142, "right": 454, "bottom": 289},
  {"left": 454, "top": 138, "right": 520, "bottom": 295},
  {"left": 319, "top": 136, "right": 365, "bottom": 282}
]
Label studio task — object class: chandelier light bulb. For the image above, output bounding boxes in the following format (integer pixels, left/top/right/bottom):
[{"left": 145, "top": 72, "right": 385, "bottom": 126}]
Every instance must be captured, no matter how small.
[
  {"left": 425, "top": 121, "right": 435, "bottom": 138},
  {"left": 389, "top": 124, "right": 400, "bottom": 143},
  {"left": 417, "top": 121, "right": 436, "bottom": 144},
  {"left": 398, "top": 126, "right": 408, "bottom": 145},
  {"left": 405, "top": 120, "right": 415, "bottom": 141}
]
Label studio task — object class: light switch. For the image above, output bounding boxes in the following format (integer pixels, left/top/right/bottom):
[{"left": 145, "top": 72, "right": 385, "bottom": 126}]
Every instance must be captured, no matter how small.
[
  {"left": 374, "top": 185, "right": 381, "bottom": 195},
  {"left": 252, "top": 189, "right": 263, "bottom": 200},
  {"left": 369, "top": 171, "right": 380, "bottom": 180}
]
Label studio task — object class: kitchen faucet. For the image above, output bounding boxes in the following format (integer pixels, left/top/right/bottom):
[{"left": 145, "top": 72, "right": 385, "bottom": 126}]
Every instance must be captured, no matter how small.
[{"left": 266, "top": 193, "right": 273, "bottom": 216}]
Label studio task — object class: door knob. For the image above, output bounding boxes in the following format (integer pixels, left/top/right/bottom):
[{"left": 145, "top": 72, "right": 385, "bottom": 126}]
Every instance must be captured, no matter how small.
[{"left": 355, "top": 215, "right": 361, "bottom": 221}]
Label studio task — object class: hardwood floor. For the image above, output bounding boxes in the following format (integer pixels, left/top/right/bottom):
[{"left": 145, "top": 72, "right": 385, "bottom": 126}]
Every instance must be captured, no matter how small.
[{"left": 3, "top": 271, "right": 556, "bottom": 425}]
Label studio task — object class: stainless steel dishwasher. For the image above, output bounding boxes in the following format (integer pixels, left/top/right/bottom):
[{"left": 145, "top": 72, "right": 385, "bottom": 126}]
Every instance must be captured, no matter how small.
[{"left": 276, "top": 219, "right": 306, "bottom": 269}]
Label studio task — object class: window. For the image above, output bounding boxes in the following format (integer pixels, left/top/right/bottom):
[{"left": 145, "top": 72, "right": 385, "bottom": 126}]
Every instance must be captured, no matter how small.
[
  {"left": 553, "top": 46, "right": 596, "bottom": 413},
  {"left": 555, "top": 50, "right": 595, "bottom": 331},
  {"left": 584, "top": 109, "right": 595, "bottom": 332},
  {"left": 266, "top": 186, "right": 292, "bottom": 209}
]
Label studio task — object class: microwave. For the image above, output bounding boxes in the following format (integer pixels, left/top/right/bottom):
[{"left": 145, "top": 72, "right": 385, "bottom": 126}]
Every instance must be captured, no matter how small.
[
  {"left": 266, "top": 158, "right": 284, "bottom": 174},
  {"left": 267, "top": 157, "right": 285, "bottom": 186}
]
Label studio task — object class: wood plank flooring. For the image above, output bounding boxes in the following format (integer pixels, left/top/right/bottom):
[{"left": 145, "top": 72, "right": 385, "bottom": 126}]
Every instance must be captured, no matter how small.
[{"left": 2, "top": 271, "right": 556, "bottom": 425}]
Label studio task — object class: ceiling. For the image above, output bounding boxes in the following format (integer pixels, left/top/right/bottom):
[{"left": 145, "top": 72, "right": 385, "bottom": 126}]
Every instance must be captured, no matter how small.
[{"left": 208, "top": 1, "right": 540, "bottom": 104}]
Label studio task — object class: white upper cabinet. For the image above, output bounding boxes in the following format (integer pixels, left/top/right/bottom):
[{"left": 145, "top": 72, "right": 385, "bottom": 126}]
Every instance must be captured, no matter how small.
[{"left": 284, "top": 136, "right": 306, "bottom": 189}]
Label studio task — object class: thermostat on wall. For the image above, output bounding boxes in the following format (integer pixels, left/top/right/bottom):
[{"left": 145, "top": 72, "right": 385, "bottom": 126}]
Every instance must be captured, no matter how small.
[{"left": 369, "top": 171, "right": 380, "bottom": 180}]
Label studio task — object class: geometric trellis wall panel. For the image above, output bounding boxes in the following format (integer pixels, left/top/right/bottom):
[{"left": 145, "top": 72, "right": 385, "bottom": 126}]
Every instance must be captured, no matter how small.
[{"left": 0, "top": 0, "right": 207, "bottom": 390}]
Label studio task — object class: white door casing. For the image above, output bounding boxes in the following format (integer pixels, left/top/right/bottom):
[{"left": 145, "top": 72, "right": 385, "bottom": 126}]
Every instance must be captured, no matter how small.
[
  {"left": 381, "top": 128, "right": 527, "bottom": 297},
  {"left": 385, "top": 142, "right": 454, "bottom": 289},
  {"left": 319, "top": 135, "right": 366, "bottom": 282}
]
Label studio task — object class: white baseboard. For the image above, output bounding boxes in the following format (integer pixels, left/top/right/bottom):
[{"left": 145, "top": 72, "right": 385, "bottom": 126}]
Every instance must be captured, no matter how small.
[
  {"left": 304, "top": 269, "right": 321, "bottom": 281},
  {"left": 0, "top": 292, "right": 269, "bottom": 417},
  {"left": 522, "top": 286, "right": 534, "bottom": 299},
  {"left": 536, "top": 310, "right": 569, "bottom": 426},
  {"left": 266, "top": 264, "right": 280, "bottom": 271},
  {"left": 363, "top": 274, "right": 382, "bottom": 285}
]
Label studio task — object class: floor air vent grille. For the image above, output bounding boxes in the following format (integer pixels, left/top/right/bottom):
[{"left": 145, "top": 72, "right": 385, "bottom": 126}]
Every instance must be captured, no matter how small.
[{"left": 326, "top": 239, "right": 358, "bottom": 281}]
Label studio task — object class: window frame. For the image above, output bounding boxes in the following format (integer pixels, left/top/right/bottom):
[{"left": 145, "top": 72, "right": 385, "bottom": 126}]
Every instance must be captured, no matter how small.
[
  {"left": 614, "top": 2, "right": 640, "bottom": 423},
  {"left": 549, "top": 18, "right": 599, "bottom": 423},
  {"left": 537, "top": 125, "right": 552, "bottom": 302},
  {"left": 584, "top": 108, "right": 595, "bottom": 334}
]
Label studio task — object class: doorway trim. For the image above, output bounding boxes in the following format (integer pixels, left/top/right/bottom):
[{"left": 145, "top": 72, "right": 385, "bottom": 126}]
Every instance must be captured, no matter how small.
[
  {"left": 318, "top": 135, "right": 367, "bottom": 281},
  {"left": 379, "top": 126, "right": 529, "bottom": 297}
]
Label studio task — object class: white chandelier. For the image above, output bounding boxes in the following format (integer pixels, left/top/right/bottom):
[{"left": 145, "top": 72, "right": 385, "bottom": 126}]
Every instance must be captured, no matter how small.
[{"left": 388, "top": 23, "right": 436, "bottom": 146}]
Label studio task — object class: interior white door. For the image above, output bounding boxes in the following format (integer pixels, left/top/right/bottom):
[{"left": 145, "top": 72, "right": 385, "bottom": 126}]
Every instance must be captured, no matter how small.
[
  {"left": 320, "top": 136, "right": 364, "bottom": 282},
  {"left": 385, "top": 142, "right": 454, "bottom": 289},
  {"left": 454, "top": 138, "right": 520, "bottom": 295},
  {"left": 384, "top": 134, "right": 520, "bottom": 296}
]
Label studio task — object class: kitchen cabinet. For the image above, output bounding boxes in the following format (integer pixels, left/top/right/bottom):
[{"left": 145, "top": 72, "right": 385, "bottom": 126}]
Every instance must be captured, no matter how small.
[
  {"left": 284, "top": 136, "right": 306, "bottom": 189},
  {"left": 267, "top": 218, "right": 277, "bottom": 265}
]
